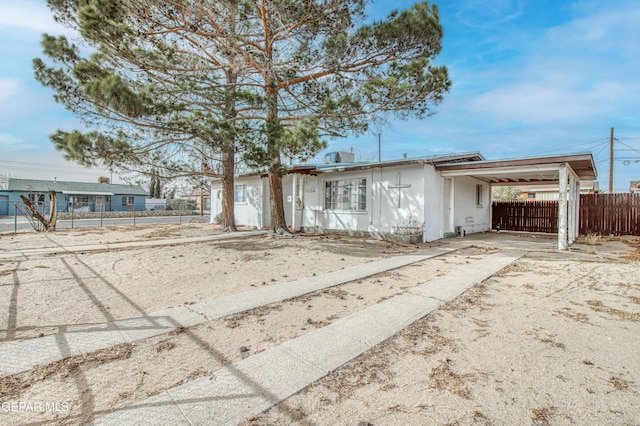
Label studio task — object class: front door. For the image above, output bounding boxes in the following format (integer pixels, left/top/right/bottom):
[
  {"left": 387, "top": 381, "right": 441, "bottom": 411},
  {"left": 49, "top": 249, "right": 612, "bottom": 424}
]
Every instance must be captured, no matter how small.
[
  {"left": 95, "top": 196, "right": 106, "bottom": 212},
  {"left": 443, "top": 178, "right": 453, "bottom": 233}
]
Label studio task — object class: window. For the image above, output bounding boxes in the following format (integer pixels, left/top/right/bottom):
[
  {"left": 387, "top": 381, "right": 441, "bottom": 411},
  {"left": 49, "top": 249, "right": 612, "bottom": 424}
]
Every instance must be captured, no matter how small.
[
  {"left": 324, "top": 178, "right": 366, "bottom": 211},
  {"left": 72, "top": 196, "right": 89, "bottom": 206},
  {"left": 475, "top": 184, "right": 483, "bottom": 207},
  {"left": 234, "top": 184, "right": 247, "bottom": 203},
  {"left": 28, "top": 193, "right": 45, "bottom": 205},
  {"left": 122, "top": 196, "right": 134, "bottom": 206},
  {"left": 527, "top": 193, "right": 536, "bottom": 199}
]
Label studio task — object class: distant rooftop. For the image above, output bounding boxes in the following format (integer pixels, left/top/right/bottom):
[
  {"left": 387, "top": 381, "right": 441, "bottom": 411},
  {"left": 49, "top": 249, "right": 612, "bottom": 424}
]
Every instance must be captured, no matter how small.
[{"left": 5, "top": 178, "right": 147, "bottom": 196}]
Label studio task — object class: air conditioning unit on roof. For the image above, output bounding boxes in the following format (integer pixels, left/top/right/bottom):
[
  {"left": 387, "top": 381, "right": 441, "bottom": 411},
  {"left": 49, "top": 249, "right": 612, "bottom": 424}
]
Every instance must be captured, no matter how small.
[{"left": 323, "top": 151, "right": 355, "bottom": 164}]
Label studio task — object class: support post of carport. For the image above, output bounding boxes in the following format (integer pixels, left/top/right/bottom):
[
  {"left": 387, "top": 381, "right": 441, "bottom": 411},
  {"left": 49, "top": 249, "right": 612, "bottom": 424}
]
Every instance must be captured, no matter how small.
[
  {"left": 568, "top": 173, "right": 576, "bottom": 244},
  {"left": 574, "top": 180, "right": 581, "bottom": 242},
  {"left": 558, "top": 163, "right": 568, "bottom": 250}
]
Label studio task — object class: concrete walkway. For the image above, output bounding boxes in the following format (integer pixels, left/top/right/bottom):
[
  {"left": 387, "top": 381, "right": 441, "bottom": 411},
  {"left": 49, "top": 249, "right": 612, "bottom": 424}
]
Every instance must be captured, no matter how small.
[
  {"left": 0, "top": 246, "right": 461, "bottom": 376},
  {"left": 0, "top": 230, "right": 267, "bottom": 260},
  {"left": 92, "top": 250, "right": 522, "bottom": 425}
]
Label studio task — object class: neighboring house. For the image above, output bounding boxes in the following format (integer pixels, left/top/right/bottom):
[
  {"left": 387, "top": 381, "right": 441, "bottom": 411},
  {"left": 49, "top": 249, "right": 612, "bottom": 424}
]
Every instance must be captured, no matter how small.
[
  {"left": 630, "top": 180, "right": 640, "bottom": 194},
  {"left": 211, "top": 151, "right": 597, "bottom": 249},
  {"left": 0, "top": 178, "right": 148, "bottom": 216},
  {"left": 183, "top": 189, "right": 211, "bottom": 213},
  {"left": 518, "top": 180, "right": 599, "bottom": 201}
]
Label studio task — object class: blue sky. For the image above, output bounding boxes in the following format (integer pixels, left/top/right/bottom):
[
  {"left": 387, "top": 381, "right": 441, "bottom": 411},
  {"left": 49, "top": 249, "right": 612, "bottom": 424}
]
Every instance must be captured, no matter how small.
[{"left": 1, "top": 0, "right": 639, "bottom": 191}]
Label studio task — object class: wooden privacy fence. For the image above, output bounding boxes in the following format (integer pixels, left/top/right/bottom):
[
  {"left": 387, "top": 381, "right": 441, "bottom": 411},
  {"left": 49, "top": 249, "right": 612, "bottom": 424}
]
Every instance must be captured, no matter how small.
[
  {"left": 492, "top": 201, "right": 558, "bottom": 233},
  {"left": 580, "top": 193, "right": 640, "bottom": 236},
  {"left": 492, "top": 194, "right": 640, "bottom": 236}
]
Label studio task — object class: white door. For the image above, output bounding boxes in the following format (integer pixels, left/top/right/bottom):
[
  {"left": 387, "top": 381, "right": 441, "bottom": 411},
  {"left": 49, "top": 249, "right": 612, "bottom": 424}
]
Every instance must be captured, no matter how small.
[{"left": 443, "top": 178, "right": 453, "bottom": 233}]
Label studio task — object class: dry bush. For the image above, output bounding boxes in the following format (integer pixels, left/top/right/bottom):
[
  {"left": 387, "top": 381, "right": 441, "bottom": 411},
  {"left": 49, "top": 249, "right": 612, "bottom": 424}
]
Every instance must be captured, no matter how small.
[
  {"left": 0, "top": 343, "right": 133, "bottom": 399},
  {"left": 608, "top": 376, "right": 634, "bottom": 392},
  {"left": 428, "top": 361, "right": 476, "bottom": 399},
  {"left": 554, "top": 307, "right": 591, "bottom": 324},
  {"left": 582, "top": 233, "right": 603, "bottom": 246},
  {"left": 586, "top": 300, "right": 640, "bottom": 322},
  {"left": 321, "top": 345, "right": 395, "bottom": 399},
  {"left": 531, "top": 406, "right": 557, "bottom": 425}
]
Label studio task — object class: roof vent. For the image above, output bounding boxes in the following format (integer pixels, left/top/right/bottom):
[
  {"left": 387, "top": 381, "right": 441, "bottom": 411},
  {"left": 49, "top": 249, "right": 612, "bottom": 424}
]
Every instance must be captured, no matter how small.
[
  {"left": 323, "top": 151, "right": 355, "bottom": 164},
  {"left": 98, "top": 176, "right": 110, "bottom": 184}
]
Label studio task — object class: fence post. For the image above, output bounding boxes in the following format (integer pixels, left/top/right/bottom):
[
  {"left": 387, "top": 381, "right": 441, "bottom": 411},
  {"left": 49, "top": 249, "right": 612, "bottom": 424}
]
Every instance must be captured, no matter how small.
[
  {"left": 100, "top": 205, "right": 103, "bottom": 227},
  {"left": 71, "top": 202, "right": 74, "bottom": 228}
]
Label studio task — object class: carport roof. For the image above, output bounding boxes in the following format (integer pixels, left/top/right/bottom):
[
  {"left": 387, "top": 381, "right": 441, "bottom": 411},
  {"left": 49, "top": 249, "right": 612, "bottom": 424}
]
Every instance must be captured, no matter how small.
[{"left": 435, "top": 153, "right": 597, "bottom": 184}]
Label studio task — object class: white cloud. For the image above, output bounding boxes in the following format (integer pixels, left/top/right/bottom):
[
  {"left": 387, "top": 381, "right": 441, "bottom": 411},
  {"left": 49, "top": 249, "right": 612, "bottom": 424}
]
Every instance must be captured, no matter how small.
[
  {"left": 0, "top": 78, "right": 20, "bottom": 103},
  {"left": 453, "top": 0, "right": 525, "bottom": 29},
  {"left": 468, "top": 80, "right": 632, "bottom": 124},
  {"left": 545, "top": 4, "right": 640, "bottom": 55},
  {"left": 0, "top": 0, "right": 75, "bottom": 36},
  {"left": 0, "top": 133, "right": 34, "bottom": 151}
]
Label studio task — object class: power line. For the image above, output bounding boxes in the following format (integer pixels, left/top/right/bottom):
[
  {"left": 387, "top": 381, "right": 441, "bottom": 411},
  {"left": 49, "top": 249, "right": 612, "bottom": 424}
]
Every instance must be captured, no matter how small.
[
  {"left": 592, "top": 142, "right": 610, "bottom": 162},
  {"left": 617, "top": 141, "right": 640, "bottom": 156},
  {"left": 537, "top": 137, "right": 609, "bottom": 156}
]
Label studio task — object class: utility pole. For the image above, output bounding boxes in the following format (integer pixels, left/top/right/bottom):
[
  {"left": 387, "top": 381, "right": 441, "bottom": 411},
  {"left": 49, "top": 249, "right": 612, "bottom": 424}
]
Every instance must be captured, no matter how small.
[
  {"left": 609, "top": 127, "right": 614, "bottom": 193},
  {"left": 378, "top": 133, "right": 381, "bottom": 162}
]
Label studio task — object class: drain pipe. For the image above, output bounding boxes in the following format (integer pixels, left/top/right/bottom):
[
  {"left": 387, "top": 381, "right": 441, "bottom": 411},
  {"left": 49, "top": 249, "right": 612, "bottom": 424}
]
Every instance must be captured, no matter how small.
[{"left": 291, "top": 174, "right": 296, "bottom": 232}]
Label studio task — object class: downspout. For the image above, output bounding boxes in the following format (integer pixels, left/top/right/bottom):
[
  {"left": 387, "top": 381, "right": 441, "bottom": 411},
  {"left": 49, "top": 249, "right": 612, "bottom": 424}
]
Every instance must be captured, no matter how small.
[
  {"left": 291, "top": 174, "right": 296, "bottom": 232},
  {"left": 300, "top": 175, "right": 306, "bottom": 231},
  {"left": 370, "top": 168, "right": 374, "bottom": 226}
]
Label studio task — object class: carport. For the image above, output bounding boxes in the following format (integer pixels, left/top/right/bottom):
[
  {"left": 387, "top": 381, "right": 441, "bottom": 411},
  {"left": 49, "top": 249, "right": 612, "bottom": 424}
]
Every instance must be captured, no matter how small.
[{"left": 435, "top": 153, "right": 597, "bottom": 250}]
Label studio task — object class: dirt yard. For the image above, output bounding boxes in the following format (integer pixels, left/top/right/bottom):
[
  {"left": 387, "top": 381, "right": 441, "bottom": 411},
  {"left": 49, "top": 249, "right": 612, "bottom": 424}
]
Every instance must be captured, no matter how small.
[{"left": 0, "top": 224, "right": 639, "bottom": 425}]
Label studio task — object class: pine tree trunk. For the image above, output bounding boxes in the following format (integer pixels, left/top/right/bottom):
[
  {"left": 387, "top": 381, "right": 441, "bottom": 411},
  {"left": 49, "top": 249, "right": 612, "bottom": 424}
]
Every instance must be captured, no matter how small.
[
  {"left": 265, "top": 79, "right": 289, "bottom": 235},
  {"left": 220, "top": 62, "right": 238, "bottom": 232},
  {"left": 268, "top": 171, "right": 288, "bottom": 234},
  {"left": 221, "top": 149, "right": 236, "bottom": 231}
]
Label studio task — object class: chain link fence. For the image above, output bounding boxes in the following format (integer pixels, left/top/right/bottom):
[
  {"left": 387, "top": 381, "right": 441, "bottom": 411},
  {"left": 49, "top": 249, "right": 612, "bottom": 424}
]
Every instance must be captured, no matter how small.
[{"left": 0, "top": 199, "right": 208, "bottom": 233}]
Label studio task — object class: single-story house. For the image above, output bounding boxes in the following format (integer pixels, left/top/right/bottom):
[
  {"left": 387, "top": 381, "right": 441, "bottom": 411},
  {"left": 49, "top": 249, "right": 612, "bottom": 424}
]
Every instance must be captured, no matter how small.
[
  {"left": 516, "top": 180, "right": 599, "bottom": 201},
  {"left": 0, "top": 178, "right": 148, "bottom": 216},
  {"left": 211, "top": 152, "right": 597, "bottom": 250}
]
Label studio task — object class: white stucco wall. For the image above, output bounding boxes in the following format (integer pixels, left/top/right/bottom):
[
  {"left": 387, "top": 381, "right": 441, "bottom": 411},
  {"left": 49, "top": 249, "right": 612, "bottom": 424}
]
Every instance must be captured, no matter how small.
[
  {"left": 211, "top": 163, "right": 490, "bottom": 239},
  {"left": 210, "top": 180, "right": 221, "bottom": 223},
  {"left": 451, "top": 176, "right": 491, "bottom": 235},
  {"left": 299, "top": 165, "right": 426, "bottom": 237},
  {"left": 210, "top": 176, "right": 265, "bottom": 228},
  {"left": 423, "top": 164, "right": 446, "bottom": 242}
]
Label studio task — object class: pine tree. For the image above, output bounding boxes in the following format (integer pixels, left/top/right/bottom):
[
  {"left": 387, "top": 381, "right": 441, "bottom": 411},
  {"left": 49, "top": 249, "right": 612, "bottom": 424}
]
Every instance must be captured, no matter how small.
[
  {"left": 36, "top": 1, "right": 450, "bottom": 234},
  {"left": 34, "top": 0, "right": 261, "bottom": 231},
  {"left": 226, "top": 1, "right": 451, "bottom": 233}
]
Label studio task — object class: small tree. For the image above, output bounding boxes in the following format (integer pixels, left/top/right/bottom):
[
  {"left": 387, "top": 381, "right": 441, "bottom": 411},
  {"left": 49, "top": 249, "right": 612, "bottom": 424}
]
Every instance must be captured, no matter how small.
[
  {"left": 492, "top": 186, "right": 523, "bottom": 201},
  {"left": 148, "top": 169, "right": 162, "bottom": 198},
  {"left": 18, "top": 190, "right": 58, "bottom": 232}
]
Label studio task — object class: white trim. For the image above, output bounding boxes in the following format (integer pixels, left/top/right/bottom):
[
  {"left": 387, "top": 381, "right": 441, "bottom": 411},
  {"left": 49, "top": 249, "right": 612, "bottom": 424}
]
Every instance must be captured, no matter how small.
[
  {"left": 440, "top": 164, "right": 562, "bottom": 178},
  {"left": 62, "top": 191, "right": 114, "bottom": 196}
]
